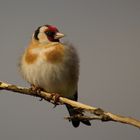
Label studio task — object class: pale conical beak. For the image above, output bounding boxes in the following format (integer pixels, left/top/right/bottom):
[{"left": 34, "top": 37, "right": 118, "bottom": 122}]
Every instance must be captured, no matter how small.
[{"left": 54, "top": 32, "right": 65, "bottom": 39}]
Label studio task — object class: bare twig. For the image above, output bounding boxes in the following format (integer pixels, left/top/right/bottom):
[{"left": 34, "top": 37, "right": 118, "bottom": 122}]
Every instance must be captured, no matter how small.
[{"left": 0, "top": 81, "right": 140, "bottom": 129}]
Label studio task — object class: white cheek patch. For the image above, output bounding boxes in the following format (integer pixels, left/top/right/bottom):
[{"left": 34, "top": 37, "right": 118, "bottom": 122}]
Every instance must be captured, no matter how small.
[
  {"left": 38, "top": 32, "right": 48, "bottom": 42},
  {"left": 38, "top": 26, "right": 51, "bottom": 43},
  {"left": 38, "top": 33, "right": 50, "bottom": 44},
  {"left": 40, "top": 26, "right": 48, "bottom": 32}
]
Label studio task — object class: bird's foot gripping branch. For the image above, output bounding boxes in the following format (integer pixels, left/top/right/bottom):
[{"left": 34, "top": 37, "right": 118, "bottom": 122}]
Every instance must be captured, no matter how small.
[{"left": 0, "top": 81, "right": 140, "bottom": 128}]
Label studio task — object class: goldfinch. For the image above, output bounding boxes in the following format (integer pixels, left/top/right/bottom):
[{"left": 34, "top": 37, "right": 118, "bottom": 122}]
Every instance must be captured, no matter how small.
[{"left": 20, "top": 24, "right": 91, "bottom": 127}]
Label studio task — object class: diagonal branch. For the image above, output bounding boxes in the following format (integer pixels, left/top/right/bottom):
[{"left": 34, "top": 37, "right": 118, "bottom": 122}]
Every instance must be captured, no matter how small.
[{"left": 0, "top": 81, "right": 140, "bottom": 129}]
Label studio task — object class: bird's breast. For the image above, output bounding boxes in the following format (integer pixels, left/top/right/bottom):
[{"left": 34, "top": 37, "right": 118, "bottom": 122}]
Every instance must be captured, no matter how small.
[
  {"left": 21, "top": 43, "right": 78, "bottom": 98},
  {"left": 44, "top": 43, "right": 64, "bottom": 63},
  {"left": 25, "top": 43, "right": 64, "bottom": 64}
]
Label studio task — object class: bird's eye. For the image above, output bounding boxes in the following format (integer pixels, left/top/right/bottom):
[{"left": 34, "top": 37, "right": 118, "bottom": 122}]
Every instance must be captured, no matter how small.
[{"left": 45, "top": 30, "right": 54, "bottom": 37}]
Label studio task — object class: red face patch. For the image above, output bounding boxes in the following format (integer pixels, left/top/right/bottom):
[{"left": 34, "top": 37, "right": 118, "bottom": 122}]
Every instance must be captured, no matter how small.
[
  {"left": 46, "top": 25, "right": 59, "bottom": 32},
  {"left": 44, "top": 25, "right": 60, "bottom": 42}
]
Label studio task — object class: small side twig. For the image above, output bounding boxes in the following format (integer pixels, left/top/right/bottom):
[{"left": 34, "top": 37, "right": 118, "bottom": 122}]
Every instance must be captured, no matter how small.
[{"left": 0, "top": 81, "right": 140, "bottom": 129}]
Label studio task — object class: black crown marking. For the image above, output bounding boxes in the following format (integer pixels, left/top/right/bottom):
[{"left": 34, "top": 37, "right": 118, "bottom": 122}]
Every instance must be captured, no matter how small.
[{"left": 34, "top": 26, "right": 41, "bottom": 40}]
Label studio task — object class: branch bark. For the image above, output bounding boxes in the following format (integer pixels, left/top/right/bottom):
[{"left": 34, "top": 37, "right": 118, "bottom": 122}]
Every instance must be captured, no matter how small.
[{"left": 0, "top": 81, "right": 140, "bottom": 129}]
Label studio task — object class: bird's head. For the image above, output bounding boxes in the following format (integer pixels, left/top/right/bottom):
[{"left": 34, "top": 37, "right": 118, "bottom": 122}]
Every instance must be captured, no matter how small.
[{"left": 32, "top": 24, "right": 64, "bottom": 43}]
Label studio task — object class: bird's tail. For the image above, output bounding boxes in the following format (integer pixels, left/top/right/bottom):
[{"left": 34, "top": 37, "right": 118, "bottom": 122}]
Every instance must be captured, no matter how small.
[{"left": 66, "top": 104, "right": 91, "bottom": 127}]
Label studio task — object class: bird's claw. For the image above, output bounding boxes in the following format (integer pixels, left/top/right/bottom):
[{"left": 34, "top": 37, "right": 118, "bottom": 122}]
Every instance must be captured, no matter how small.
[
  {"left": 30, "top": 85, "right": 44, "bottom": 101},
  {"left": 30, "top": 84, "right": 43, "bottom": 93},
  {"left": 50, "top": 93, "right": 61, "bottom": 107}
]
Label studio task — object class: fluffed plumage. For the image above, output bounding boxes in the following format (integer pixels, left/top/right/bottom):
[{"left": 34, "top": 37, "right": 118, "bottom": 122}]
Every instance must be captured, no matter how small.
[{"left": 19, "top": 24, "right": 91, "bottom": 127}]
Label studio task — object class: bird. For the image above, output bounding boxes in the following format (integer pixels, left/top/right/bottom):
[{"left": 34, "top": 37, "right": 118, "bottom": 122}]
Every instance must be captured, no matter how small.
[{"left": 19, "top": 24, "right": 91, "bottom": 127}]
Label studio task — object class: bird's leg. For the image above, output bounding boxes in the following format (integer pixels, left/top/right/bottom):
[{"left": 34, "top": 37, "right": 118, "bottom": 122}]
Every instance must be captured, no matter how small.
[
  {"left": 50, "top": 93, "right": 61, "bottom": 107},
  {"left": 30, "top": 84, "right": 44, "bottom": 101}
]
